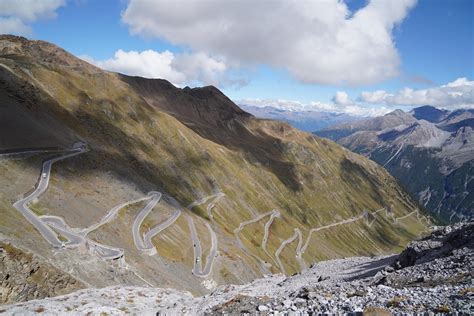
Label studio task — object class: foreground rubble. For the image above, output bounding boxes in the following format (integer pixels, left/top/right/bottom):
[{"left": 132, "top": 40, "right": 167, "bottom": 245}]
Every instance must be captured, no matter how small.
[{"left": 2, "top": 221, "right": 473, "bottom": 315}]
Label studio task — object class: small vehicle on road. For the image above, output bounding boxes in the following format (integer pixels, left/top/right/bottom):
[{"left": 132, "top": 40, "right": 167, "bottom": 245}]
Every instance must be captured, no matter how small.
[
  {"left": 195, "top": 257, "right": 200, "bottom": 263},
  {"left": 42, "top": 172, "right": 47, "bottom": 178}
]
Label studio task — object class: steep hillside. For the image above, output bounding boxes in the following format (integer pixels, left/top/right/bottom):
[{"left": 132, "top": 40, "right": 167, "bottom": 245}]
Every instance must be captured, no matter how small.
[
  {"left": 316, "top": 106, "right": 473, "bottom": 223},
  {"left": 0, "top": 35, "right": 428, "bottom": 298}
]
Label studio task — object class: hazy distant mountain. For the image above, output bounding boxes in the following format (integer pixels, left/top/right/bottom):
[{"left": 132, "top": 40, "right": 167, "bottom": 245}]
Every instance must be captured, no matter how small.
[
  {"left": 315, "top": 105, "right": 474, "bottom": 223},
  {"left": 239, "top": 104, "right": 361, "bottom": 132},
  {"left": 315, "top": 109, "right": 417, "bottom": 140}
]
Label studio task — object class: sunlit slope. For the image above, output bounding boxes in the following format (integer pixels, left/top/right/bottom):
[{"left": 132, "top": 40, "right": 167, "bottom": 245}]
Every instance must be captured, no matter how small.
[{"left": 0, "top": 35, "right": 429, "bottom": 292}]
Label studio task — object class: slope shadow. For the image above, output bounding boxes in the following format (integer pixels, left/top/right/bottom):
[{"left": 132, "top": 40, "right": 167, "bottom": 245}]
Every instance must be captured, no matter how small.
[
  {"left": 343, "top": 255, "right": 397, "bottom": 282},
  {"left": 121, "top": 75, "right": 302, "bottom": 192}
]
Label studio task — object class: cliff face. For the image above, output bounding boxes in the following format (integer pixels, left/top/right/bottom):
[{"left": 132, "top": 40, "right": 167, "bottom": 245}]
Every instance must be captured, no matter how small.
[{"left": 0, "top": 242, "right": 84, "bottom": 304}]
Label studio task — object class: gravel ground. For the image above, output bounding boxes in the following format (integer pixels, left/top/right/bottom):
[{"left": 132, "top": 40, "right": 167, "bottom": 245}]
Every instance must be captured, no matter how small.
[{"left": 2, "top": 222, "right": 473, "bottom": 315}]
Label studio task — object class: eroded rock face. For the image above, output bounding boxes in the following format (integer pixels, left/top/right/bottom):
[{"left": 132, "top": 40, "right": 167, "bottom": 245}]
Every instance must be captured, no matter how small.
[
  {"left": 393, "top": 221, "right": 474, "bottom": 269},
  {"left": 0, "top": 242, "right": 84, "bottom": 304},
  {"left": 370, "top": 221, "right": 474, "bottom": 288}
]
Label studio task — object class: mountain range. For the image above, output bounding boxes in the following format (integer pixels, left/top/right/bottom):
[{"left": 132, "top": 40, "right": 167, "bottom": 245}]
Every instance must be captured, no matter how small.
[
  {"left": 315, "top": 105, "right": 473, "bottom": 223},
  {"left": 239, "top": 104, "right": 361, "bottom": 132},
  {"left": 0, "top": 35, "right": 430, "bottom": 302}
]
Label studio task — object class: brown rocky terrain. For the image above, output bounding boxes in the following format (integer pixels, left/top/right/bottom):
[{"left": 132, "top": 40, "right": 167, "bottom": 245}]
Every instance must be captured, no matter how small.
[{"left": 0, "top": 242, "right": 83, "bottom": 304}]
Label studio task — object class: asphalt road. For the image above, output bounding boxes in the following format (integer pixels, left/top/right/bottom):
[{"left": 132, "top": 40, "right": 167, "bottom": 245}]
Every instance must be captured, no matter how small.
[
  {"left": 201, "top": 222, "right": 217, "bottom": 276},
  {"left": 11, "top": 143, "right": 125, "bottom": 259},
  {"left": 12, "top": 145, "right": 87, "bottom": 248},
  {"left": 233, "top": 210, "right": 278, "bottom": 275},
  {"left": 261, "top": 209, "right": 280, "bottom": 253},
  {"left": 142, "top": 208, "right": 181, "bottom": 252},
  {"left": 187, "top": 215, "right": 218, "bottom": 278},
  {"left": 233, "top": 210, "right": 275, "bottom": 246},
  {"left": 205, "top": 193, "right": 225, "bottom": 223},
  {"left": 274, "top": 228, "right": 301, "bottom": 274},
  {"left": 82, "top": 193, "right": 158, "bottom": 236},
  {"left": 185, "top": 193, "right": 226, "bottom": 277},
  {"left": 132, "top": 191, "right": 162, "bottom": 254},
  {"left": 187, "top": 192, "right": 224, "bottom": 210},
  {"left": 40, "top": 215, "right": 85, "bottom": 247}
]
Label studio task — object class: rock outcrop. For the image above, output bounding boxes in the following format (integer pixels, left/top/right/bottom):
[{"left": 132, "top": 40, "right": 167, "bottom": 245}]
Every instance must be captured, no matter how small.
[
  {"left": 394, "top": 221, "right": 473, "bottom": 269},
  {"left": 376, "top": 221, "right": 474, "bottom": 288},
  {"left": 0, "top": 242, "right": 84, "bottom": 304}
]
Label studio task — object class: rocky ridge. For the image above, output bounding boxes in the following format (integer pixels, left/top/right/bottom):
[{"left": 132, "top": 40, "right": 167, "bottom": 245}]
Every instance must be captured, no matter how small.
[{"left": 0, "top": 242, "right": 84, "bottom": 305}]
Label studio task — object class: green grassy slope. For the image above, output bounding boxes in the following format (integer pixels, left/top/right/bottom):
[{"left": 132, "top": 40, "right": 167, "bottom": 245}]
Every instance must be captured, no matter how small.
[{"left": 0, "top": 35, "right": 430, "bottom": 292}]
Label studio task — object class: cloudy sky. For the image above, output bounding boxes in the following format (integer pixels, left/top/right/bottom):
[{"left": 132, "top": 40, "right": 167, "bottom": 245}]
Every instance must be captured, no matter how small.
[{"left": 1, "top": 0, "right": 472, "bottom": 116}]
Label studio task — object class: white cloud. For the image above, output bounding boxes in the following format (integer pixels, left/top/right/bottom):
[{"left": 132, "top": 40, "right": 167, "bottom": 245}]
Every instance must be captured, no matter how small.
[
  {"left": 81, "top": 49, "right": 231, "bottom": 87},
  {"left": 332, "top": 91, "right": 352, "bottom": 106},
  {"left": 122, "top": 0, "right": 417, "bottom": 86},
  {"left": 239, "top": 98, "right": 336, "bottom": 112},
  {"left": 360, "top": 78, "right": 474, "bottom": 108},
  {"left": 173, "top": 52, "right": 227, "bottom": 85},
  {"left": 239, "top": 78, "right": 473, "bottom": 117},
  {"left": 239, "top": 97, "right": 390, "bottom": 117},
  {"left": 0, "top": 0, "right": 64, "bottom": 35}
]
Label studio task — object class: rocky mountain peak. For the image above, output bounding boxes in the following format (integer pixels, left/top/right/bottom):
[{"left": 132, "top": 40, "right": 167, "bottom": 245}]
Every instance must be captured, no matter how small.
[
  {"left": 387, "top": 109, "right": 406, "bottom": 116},
  {"left": 410, "top": 105, "right": 450, "bottom": 123},
  {"left": 120, "top": 75, "right": 251, "bottom": 130},
  {"left": 0, "top": 35, "right": 101, "bottom": 73}
]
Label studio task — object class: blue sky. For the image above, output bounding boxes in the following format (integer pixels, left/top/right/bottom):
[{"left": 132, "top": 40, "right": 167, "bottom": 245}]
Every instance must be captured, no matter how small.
[{"left": 1, "top": 0, "right": 473, "bottom": 115}]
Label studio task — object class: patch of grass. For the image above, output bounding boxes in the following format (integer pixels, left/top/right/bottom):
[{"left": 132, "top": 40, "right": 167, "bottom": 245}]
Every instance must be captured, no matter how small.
[
  {"left": 386, "top": 296, "right": 406, "bottom": 308},
  {"left": 189, "top": 205, "right": 210, "bottom": 220},
  {"left": 363, "top": 306, "right": 392, "bottom": 316},
  {"left": 28, "top": 204, "right": 47, "bottom": 216},
  {"left": 57, "top": 234, "right": 68, "bottom": 242},
  {"left": 459, "top": 287, "right": 474, "bottom": 295},
  {"left": 0, "top": 242, "right": 24, "bottom": 257},
  {"left": 435, "top": 305, "right": 450, "bottom": 313}
]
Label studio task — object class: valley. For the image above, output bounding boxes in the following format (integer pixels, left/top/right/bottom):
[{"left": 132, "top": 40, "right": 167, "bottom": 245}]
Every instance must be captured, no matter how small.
[
  {"left": 0, "top": 35, "right": 429, "bottom": 301},
  {"left": 315, "top": 106, "right": 473, "bottom": 223}
]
